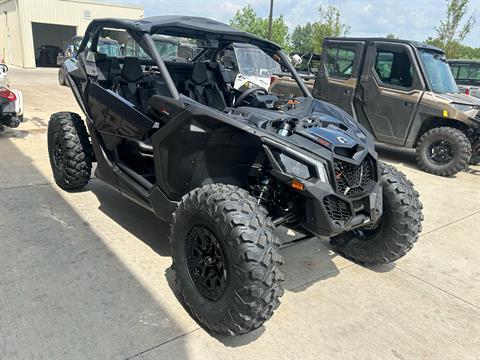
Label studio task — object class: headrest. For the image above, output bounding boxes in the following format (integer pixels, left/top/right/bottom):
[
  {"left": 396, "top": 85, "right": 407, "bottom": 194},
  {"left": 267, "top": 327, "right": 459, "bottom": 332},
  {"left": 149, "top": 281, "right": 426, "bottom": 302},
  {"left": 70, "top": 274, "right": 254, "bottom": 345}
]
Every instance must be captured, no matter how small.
[
  {"left": 191, "top": 61, "right": 208, "bottom": 85},
  {"left": 122, "top": 57, "right": 144, "bottom": 83}
]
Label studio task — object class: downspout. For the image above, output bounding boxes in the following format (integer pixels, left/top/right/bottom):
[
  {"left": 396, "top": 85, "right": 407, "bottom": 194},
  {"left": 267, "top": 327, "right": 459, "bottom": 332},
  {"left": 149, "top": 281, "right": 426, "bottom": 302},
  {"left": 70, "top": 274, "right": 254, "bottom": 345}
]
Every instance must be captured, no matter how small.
[{"left": 14, "top": 0, "right": 25, "bottom": 67}]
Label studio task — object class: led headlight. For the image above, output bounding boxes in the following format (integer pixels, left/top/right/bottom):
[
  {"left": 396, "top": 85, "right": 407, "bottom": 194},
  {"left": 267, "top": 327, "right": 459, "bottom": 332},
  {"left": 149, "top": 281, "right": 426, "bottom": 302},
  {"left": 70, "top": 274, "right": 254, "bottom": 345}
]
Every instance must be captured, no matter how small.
[
  {"left": 451, "top": 103, "right": 474, "bottom": 112},
  {"left": 277, "top": 153, "right": 310, "bottom": 179},
  {"left": 273, "top": 150, "right": 329, "bottom": 184}
]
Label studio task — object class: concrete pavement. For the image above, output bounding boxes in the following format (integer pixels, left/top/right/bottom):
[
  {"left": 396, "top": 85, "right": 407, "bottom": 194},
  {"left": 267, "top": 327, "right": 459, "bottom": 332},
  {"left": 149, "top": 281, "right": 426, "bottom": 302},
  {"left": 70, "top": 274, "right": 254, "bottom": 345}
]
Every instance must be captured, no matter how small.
[{"left": 1, "top": 68, "right": 479, "bottom": 359}]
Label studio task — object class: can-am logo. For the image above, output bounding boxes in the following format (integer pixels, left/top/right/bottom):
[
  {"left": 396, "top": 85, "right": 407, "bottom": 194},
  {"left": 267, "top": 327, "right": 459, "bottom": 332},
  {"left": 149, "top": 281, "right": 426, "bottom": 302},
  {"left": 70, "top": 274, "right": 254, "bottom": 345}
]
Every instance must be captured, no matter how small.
[{"left": 337, "top": 136, "right": 351, "bottom": 144}]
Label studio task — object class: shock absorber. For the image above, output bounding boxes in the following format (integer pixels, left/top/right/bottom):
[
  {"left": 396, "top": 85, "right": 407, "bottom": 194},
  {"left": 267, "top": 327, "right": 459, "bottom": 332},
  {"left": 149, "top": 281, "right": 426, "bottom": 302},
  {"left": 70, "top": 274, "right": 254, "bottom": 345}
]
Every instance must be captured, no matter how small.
[{"left": 252, "top": 176, "right": 274, "bottom": 206}]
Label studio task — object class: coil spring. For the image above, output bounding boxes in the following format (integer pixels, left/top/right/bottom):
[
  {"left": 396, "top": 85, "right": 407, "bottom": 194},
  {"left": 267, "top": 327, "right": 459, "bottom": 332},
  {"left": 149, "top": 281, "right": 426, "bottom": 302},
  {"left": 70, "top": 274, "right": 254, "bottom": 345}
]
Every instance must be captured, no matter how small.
[{"left": 251, "top": 176, "right": 274, "bottom": 205}]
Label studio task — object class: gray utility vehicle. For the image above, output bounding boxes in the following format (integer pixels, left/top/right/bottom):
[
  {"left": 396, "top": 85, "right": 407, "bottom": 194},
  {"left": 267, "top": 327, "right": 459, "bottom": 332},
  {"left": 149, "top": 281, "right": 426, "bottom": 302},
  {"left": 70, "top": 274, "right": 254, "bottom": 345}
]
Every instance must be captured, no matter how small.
[
  {"left": 269, "top": 52, "right": 321, "bottom": 96},
  {"left": 313, "top": 38, "right": 480, "bottom": 176},
  {"left": 48, "top": 17, "right": 422, "bottom": 335},
  {"left": 0, "top": 63, "right": 24, "bottom": 131},
  {"left": 448, "top": 59, "right": 480, "bottom": 99}
]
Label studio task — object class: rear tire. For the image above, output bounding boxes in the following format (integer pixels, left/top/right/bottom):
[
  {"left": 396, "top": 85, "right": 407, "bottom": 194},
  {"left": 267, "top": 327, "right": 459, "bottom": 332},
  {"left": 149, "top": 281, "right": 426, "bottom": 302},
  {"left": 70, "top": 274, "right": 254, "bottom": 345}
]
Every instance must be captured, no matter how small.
[
  {"left": 416, "top": 127, "right": 471, "bottom": 176},
  {"left": 330, "top": 163, "right": 423, "bottom": 265},
  {"left": 170, "top": 184, "right": 285, "bottom": 335},
  {"left": 48, "top": 112, "right": 93, "bottom": 190},
  {"left": 58, "top": 69, "right": 69, "bottom": 87}
]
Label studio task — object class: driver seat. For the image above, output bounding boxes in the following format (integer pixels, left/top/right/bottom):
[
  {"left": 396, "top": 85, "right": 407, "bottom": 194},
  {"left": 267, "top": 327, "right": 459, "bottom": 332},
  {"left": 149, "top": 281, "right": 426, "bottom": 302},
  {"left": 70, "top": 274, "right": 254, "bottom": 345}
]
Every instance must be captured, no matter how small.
[
  {"left": 113, "top": 57, "right": 145, "bottom": 105},
  {"left": 184, "top": 61, "right": 227, "bottom": 110}
]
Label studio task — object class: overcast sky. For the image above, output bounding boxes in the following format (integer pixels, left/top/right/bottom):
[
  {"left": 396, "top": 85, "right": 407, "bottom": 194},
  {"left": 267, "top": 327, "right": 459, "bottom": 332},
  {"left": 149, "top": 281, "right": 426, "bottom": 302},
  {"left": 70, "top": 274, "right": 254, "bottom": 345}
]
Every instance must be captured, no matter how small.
[{"left": 117, "top": 0, "right": 479, "bottom": 47}]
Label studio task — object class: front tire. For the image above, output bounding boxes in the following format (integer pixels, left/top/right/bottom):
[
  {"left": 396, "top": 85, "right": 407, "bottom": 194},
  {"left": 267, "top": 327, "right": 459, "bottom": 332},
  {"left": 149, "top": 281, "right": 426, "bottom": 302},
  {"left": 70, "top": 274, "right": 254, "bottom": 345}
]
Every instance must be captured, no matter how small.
[
  {"left": 48, "top": 112, "right": 93, "bottom": 190},
  {"left": 330, "top": 163, "right": 423, "bottom": 265},
  {"left": 58, "top": 69, "right": 70, "bottom": 87},
  {"left": 170, "top": 184, "right": 285, "bottom": 336},
  {"left": 416, "top": 127, "right": 471, "bottom": 176},
  {"left": 468, "top": 137, "right": 480, "bottom": 165}
]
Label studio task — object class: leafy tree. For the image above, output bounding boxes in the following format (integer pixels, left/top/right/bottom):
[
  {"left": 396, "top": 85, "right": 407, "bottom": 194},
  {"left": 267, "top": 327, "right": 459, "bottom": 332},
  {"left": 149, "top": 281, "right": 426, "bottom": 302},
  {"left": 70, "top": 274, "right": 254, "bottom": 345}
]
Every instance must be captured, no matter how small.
[
  {"left": 425, "top": 0, "right": 477, "bottom": 58},
  {"left": 291, "top": 23, "right": 316, "bottom": 53},
  {"left": 386, "top": 33, "right": 398, "bottom": 39},
  {"left": 230, "top": 5, "right": 290, "bottom": 49},
  {"left": 290, "top": 5, "right": 350, "bottom": 53}
]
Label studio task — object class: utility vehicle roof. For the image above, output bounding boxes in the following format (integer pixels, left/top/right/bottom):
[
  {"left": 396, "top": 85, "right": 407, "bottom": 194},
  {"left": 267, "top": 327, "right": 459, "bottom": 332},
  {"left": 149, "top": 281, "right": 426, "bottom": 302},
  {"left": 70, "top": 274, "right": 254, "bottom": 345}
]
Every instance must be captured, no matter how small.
[
  {"left": 83, "top": 16, "right": 281, "bottom": 51},
  {"left": 325, "top": 37, "right": 444, "bottom": 53},
  {"left": 448, "top": 59, "right": 480, "bottom": 64}
]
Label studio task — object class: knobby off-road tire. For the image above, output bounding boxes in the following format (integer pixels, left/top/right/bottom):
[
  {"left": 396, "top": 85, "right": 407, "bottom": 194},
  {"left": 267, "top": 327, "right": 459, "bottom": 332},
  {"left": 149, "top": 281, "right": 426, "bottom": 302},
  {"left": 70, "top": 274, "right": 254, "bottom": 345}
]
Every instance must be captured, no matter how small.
[
  {"left": 468, "top": 138, "right": 480, "bottom": 165},
  {"left": 170, "top": 184, "right": 285, "bottom": 336},
  {"left": 416, "top": 127, "right": 471, "bottom": 176},
  {"left": 330, "top": 163, "right": 423, "bottom": 265},
  {"left": 58, "top": 70, "right": 66, "bottom": 86},
  {"left": 48, "top": 112, "right": 93, "bottom": 190}
]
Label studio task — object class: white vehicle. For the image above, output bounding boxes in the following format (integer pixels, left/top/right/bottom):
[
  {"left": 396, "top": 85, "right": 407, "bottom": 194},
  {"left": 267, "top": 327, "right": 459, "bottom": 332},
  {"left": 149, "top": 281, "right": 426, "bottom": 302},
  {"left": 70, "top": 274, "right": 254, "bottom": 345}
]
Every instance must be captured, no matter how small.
[
  {"left": 218, "top": 43, "right": 282, "bottom": 91},
  {"left": 0, "top": 64, "right": 23, "bottom": 131}
]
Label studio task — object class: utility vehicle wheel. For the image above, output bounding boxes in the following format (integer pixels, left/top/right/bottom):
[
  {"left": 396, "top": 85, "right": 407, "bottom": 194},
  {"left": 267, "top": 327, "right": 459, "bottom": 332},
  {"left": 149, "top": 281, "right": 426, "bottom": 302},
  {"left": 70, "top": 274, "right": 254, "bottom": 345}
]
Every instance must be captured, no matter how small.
[
  {"left": 170, "top": 184, "right": 285, "bottom": 335},
  {"left": 416, "top": 127, "right": 471, "bottom": 176},
  {"left": 468, "top": 138, "right": 480, "bottom": 165},
  {"left": 48, "top": 112, "right": 93, "bottom": 190},
  {"left": 58, "top": 70, "right": 65, "bottom": 86},
  {"left": 330, "top": 163, "right": 423, "bottom": 265}
]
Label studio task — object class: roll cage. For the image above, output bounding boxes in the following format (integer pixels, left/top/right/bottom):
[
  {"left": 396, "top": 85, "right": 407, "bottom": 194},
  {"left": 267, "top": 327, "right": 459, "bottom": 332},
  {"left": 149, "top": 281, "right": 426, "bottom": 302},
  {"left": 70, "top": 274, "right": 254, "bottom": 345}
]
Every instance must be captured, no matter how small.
[{"left": 77, "top": 16, "right": 312, "bottom": 99}]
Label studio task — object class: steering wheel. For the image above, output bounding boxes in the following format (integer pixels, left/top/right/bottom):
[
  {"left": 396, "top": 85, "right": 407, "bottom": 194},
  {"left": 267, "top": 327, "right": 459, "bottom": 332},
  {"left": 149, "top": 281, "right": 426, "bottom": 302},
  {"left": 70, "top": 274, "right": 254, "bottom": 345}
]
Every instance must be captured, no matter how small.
[{"left": 234, "top": 87, "right": 268, "bottom": 107}]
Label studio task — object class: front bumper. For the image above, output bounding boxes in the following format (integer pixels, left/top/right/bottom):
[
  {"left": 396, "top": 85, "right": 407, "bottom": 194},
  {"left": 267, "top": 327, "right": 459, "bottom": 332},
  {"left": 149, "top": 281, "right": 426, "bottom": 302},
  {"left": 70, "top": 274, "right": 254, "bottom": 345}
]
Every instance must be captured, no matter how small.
[
  {"left": 301, "top": 179, "right": 382, "bottom": 237},
  {"left": 265, "top": 145, "right": 383, "bottom": 237}
]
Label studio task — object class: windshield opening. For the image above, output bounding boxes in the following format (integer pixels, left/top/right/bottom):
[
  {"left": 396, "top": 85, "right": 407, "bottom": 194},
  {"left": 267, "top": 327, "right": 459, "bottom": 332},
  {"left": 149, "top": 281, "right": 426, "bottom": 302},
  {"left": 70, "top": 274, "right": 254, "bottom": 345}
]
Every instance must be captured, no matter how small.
[{"left": 419, "top": 50, "right": 458, "bottom": 94}]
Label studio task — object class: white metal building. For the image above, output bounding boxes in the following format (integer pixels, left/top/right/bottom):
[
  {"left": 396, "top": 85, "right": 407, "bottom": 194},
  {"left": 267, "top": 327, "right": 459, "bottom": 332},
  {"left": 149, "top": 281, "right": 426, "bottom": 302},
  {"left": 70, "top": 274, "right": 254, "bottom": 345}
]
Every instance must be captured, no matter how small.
[{"left": 0, "top": 0, "right": 143, "bottom": 68}]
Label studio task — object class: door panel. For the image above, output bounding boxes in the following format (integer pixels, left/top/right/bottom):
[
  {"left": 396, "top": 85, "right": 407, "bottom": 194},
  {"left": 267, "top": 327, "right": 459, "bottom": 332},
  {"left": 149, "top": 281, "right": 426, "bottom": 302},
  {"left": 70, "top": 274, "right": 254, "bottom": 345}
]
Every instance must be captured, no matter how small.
[
  {"left": 88, "top": 83, "right": 155, "bottom": 142},
  {"left": 313, "top": 40, "right": 365, "bottom": 116},
  {"left": 355, "top": 42, "right": 424, "bottom": 145}
]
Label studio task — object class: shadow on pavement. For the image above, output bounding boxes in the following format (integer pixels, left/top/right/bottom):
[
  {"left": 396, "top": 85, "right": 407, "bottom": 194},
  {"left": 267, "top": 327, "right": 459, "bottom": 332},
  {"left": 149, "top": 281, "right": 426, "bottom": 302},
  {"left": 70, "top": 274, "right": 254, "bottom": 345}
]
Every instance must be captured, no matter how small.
[
  {"left": 0, "top": 134, "right": 188, "bottom": 359},
  {"left": 89, "top": 173, "right": 395, "bottom": 347}
]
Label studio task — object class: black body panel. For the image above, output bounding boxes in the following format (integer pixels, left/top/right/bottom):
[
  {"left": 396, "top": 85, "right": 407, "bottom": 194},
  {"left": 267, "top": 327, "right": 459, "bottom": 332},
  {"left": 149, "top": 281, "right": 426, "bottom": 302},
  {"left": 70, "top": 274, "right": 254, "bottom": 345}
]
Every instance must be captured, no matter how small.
[{"left": 64, "top": 16, "right": 384, "bottom": 237}]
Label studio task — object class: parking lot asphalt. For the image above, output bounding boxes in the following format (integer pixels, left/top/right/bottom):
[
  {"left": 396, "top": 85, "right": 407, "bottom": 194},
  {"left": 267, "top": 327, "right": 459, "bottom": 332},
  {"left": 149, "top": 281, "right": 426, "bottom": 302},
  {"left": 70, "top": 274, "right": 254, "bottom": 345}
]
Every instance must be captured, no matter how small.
[{"left": 1, "top": 67, "right": 479, "bottom": 359}]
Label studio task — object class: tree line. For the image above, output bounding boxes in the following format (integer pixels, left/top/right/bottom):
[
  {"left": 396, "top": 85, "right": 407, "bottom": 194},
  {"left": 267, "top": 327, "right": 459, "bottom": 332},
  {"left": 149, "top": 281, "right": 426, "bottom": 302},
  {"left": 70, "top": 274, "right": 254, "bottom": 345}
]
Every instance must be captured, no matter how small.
[{"left": 229, "top": 0, "right": 479, "bottom": 59}]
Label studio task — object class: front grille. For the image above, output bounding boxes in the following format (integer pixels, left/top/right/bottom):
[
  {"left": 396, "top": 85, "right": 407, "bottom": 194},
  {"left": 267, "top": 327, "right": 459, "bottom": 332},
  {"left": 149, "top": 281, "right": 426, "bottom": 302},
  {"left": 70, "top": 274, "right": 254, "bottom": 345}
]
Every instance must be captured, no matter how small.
[
  {"left": 323, "top": 195, "right": 351, "bottom": 221},
  {"left": 334, "top": 157, "right": 373, "bottom": 197}
]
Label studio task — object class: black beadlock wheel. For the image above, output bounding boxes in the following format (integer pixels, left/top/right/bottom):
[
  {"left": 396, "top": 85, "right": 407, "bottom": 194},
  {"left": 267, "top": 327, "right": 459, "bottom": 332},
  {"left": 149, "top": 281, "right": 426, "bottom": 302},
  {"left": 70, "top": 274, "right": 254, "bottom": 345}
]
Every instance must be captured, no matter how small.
[
  {"left": 330, "top": 162, "right": 423, "bottom": 265},
  {"left": 170, "top": 184, "right": 285, "bottom": 336},
  {"left": 48, "top": 112, "right": 93, "bottom": 190},
  {"left": 416, "top": 127, "right": 471, "bottom": 176}
]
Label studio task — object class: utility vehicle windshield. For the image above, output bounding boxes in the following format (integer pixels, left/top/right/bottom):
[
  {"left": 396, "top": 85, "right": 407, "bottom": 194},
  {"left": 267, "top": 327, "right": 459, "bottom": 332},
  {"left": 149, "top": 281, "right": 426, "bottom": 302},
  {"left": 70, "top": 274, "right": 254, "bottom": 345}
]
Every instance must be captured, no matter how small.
[
  {"left": 124, "top": 36, "right": 180, "bottom": 59},
  {"left": 419, "top": 50, "right": 459, "bottom": 94},
  {"left": 449, "top": 61, "right": 480, "bottom": 86},
  {"left": 234, "top": 45, "right": 282, "bottom": 78},
  {"left": 97, "top": 42, "right": 122, "bottom": 57}
]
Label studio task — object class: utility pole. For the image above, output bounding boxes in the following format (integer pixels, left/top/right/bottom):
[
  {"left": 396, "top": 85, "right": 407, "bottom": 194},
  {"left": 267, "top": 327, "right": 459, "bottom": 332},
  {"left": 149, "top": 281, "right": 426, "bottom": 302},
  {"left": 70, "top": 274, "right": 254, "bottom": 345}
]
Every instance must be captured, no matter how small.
[{"left": 268, "top": 0, "right": 273, "bottom": 40}]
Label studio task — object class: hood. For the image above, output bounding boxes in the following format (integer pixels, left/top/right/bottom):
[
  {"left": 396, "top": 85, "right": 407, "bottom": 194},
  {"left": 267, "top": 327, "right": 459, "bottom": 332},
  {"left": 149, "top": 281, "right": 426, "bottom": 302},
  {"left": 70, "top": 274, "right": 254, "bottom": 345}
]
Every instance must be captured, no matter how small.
[
  {"left": 238, "top": 97, "right": 373, "bottom": 163},
  {"left": 436, "top": 92, "right": 480, "bottom": 106}
]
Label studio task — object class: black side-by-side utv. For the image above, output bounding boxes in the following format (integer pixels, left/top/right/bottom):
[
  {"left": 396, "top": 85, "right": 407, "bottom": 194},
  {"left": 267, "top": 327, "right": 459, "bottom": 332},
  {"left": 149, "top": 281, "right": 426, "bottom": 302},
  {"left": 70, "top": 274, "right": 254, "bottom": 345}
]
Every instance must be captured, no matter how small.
[{"left": 47, "top": 16, "right": 423, "bottom": 336}]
